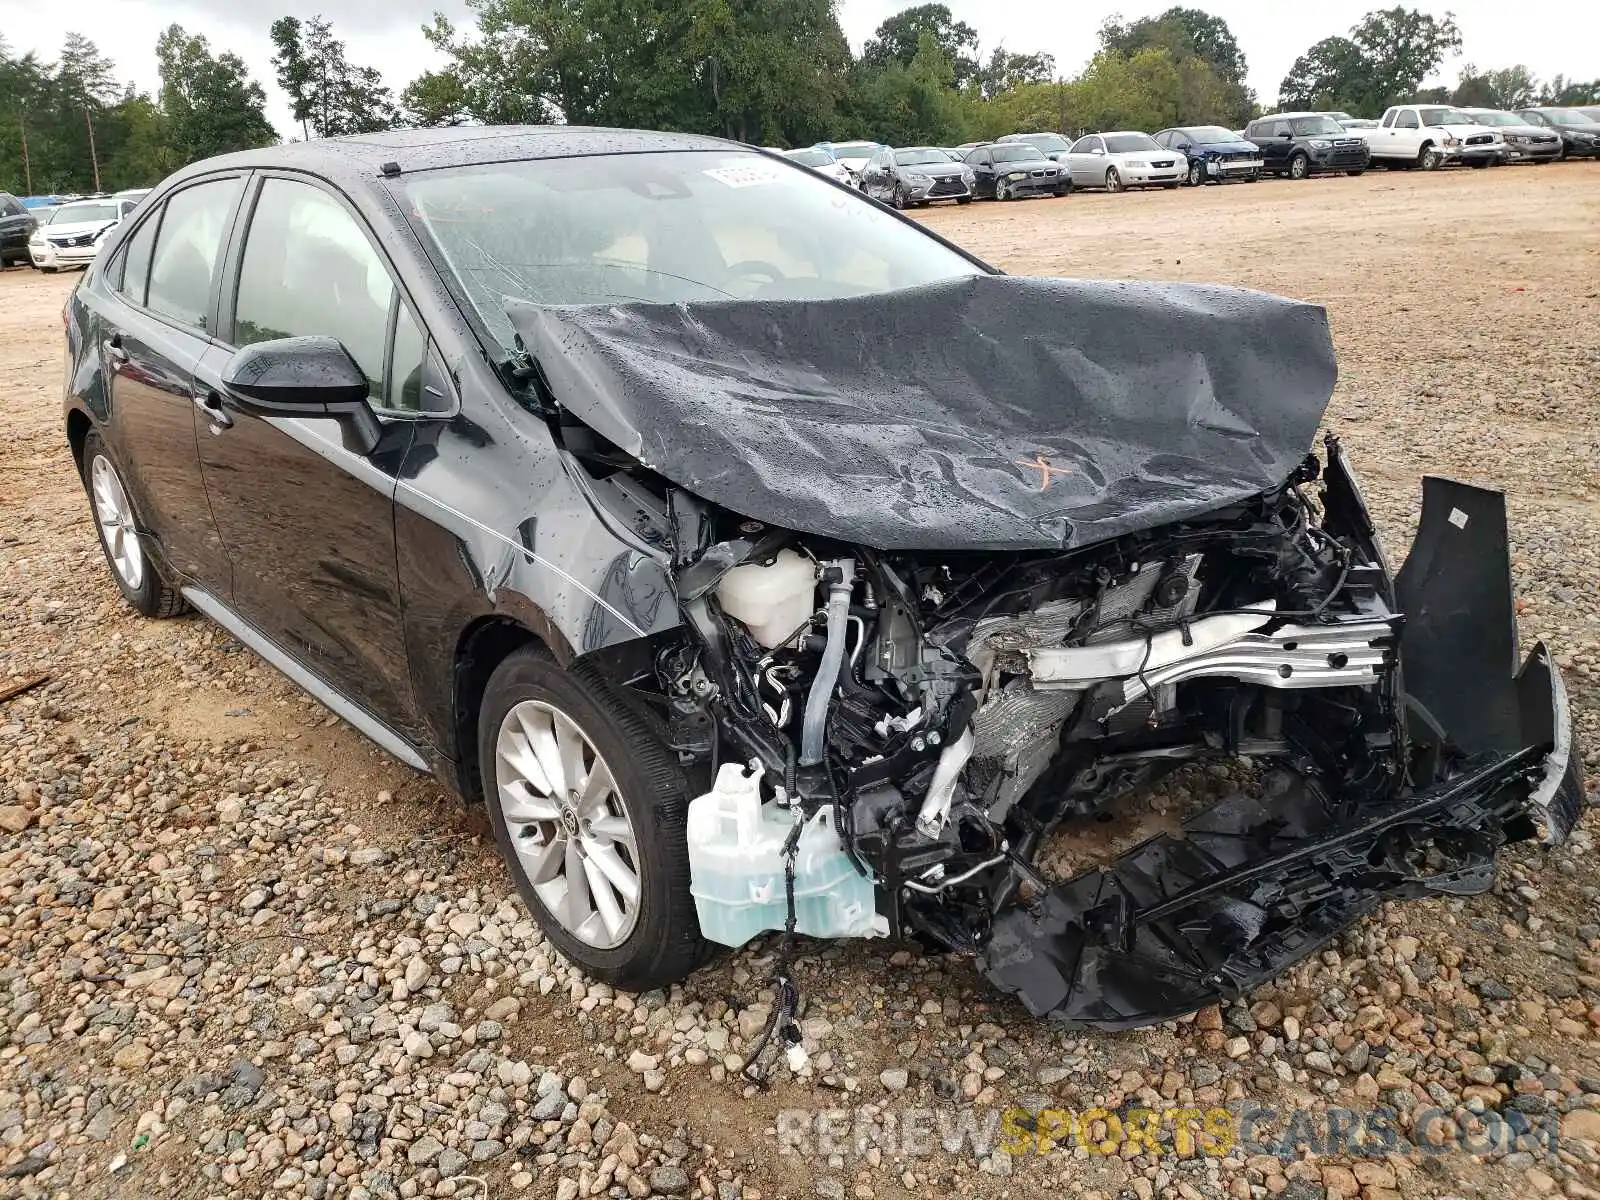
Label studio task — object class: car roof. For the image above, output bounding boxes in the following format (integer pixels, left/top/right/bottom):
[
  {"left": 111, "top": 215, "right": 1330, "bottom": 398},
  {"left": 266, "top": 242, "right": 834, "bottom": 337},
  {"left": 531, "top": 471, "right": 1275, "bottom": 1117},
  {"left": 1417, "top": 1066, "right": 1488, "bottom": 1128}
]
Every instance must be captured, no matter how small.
[
  {"left": 1095, "top": 131, "right": 1152, "bottom": 138},
  {"left": 165, "top": 125, "right": 745, "bottom": 188},
  {"left": 1258, "top": 112, "right": 1335, "bottom": 120}
]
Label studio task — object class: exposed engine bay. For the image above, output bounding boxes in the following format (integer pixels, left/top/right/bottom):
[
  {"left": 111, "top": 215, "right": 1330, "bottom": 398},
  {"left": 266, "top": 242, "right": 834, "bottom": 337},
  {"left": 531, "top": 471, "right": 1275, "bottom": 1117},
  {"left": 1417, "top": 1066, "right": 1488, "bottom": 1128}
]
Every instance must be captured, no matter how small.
[
  {"left": 625, "top": 437, "right": 1583, "bottom": 1029},
  {"left": 512, "top": 277, "right": 1583, "bottom": 1036}
]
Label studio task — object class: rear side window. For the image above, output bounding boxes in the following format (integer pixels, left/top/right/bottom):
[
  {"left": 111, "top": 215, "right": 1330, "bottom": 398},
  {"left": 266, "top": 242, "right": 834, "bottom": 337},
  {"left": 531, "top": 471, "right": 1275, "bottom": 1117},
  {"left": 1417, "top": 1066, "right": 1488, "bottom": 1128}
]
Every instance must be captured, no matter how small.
[
  {"left": 233, "top": 178, "right": 395, "bottom": 401},
  {"left": 146, "top": 178, "right": 244, "bottom": 331},
  {"left": 117, "top": 211, "right": 161, "bottom": 305}
]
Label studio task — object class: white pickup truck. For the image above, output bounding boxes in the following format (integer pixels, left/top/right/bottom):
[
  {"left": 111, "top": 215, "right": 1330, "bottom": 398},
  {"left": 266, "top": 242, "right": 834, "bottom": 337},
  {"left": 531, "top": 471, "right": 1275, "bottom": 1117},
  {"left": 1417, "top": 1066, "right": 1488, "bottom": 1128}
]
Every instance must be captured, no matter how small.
[{"left": 1366, "top": 105, "right": 1507, "bottom": 170}]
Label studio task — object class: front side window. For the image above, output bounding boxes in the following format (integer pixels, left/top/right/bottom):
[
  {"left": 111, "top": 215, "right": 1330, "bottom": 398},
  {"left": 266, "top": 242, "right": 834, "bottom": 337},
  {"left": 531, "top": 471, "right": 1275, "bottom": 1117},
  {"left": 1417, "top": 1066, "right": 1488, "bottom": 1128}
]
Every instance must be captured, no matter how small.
[
  {"left": 145, "top": 178, "right": 243, "bottom": 330},
  {"left": 396, "top": 151, "right": 981, "bottom": 351},
  {"left": 1070, "top": 136, "right": 1099, "bottom": 153},
  {"left": 388, "top": 304, "right": 430, "bottom": 413},
  {"left": 1395, "top": 111, "right": 1419, "bottom": 130},
  {"left": 233, "top": 178, "right": 395, "bottom": 400}
]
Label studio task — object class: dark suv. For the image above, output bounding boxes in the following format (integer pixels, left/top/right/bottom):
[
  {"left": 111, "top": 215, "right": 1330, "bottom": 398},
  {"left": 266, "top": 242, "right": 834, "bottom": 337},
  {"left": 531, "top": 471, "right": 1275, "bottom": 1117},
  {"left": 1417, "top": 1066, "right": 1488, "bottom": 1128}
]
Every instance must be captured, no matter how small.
[
  {"left": 1244, "top": 113, "right": 1370, "bottom": 179},
  {"left": 0, "top": 192, "right": 37, "bottom": 267}
]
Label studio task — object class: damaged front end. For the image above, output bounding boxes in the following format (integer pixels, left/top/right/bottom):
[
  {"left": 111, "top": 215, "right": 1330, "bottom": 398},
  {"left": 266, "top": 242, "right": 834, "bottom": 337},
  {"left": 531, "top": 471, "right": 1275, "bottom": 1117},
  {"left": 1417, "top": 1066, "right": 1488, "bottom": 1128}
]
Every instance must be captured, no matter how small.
[
  {"left": 649, "top": 437, "right": 1582, "bottom": 1027},
  {"left": 509, "top": 276, "right": 1582, "bottom": 1029}
]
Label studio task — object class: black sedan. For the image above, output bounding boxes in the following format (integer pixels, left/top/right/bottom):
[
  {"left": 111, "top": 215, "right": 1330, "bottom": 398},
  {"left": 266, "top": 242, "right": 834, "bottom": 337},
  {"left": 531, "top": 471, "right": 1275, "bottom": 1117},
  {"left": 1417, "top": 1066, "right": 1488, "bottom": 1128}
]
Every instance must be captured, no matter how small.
[
  {"left": 962, "top": 142, "right": 1068, "bottom": 199},
  {"left": 62, "top": 127, "right": 1578, "bottom": 1029},
  {"left": 858, "top": 145, "right": 974, "bottom": 207},
  {"left": 0, "top": 192, "right": 36, "bottom": 268}
]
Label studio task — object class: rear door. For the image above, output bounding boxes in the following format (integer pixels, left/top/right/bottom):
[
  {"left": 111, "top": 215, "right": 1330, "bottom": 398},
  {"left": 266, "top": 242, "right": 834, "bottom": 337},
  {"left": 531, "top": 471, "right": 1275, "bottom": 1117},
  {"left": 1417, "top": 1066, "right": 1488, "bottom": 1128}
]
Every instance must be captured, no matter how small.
[
  {"left": 1066, "top": 136, "right": 1103, "bottom": 185},
  {"left": 194, "top": 172, "right": 424, "bottom": 742},
  {"left": 99, "top": 175, "right": 246, "bottom": 589}
]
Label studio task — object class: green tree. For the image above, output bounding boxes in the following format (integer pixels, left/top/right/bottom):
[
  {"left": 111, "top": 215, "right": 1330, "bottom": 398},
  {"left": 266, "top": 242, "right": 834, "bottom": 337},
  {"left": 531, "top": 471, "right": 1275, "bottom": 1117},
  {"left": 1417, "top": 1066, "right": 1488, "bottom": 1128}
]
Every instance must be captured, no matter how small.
[
  {"left": 1540, "top": 76, "right": 1600, "bottom": 105},
  {"left": 861, "top": 4, "right": 978, "bottom": 88},
  {"left": 156, "top": 25, "right": 276, "bottom": 164},
  {"left": 270, "top": 15, "right": 398, "bottom": 139},
  {"left": 401, "top": 69, "right": 471, "bottom": 127},
  {"left": 846, "top": 32, "right": 972, "bottom": 146},
  {"left": 1278, "top": 36, "right": 1370, "bottom": 111},
  {"left": 1349, "top": 7, "right": 1461, "bottom": 109},
  {"left": 974, "top": 47, "right": 1056, "bottom": 101},
  {"left": 1098, "top": 7, "right": 1252, "bottom": 123},
  {"left": 1451, "top": 65, "right": 1537, "bottom": 110}
]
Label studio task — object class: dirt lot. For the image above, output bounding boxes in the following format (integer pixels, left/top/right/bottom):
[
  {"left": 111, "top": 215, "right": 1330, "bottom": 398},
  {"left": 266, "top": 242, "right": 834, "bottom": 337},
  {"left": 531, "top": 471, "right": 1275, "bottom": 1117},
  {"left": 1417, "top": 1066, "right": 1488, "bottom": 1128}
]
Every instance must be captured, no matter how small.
[{"left": 3, "top": 165, "right": 1600, "bottom": 1200}]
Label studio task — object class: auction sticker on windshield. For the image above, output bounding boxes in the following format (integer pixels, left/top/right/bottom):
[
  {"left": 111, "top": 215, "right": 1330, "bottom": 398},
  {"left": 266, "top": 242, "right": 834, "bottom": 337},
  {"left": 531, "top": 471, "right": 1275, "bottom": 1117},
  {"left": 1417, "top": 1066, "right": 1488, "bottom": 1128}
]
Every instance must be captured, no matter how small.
[{"left": 703, "top": 164, "right": 789, "bottom": 188}]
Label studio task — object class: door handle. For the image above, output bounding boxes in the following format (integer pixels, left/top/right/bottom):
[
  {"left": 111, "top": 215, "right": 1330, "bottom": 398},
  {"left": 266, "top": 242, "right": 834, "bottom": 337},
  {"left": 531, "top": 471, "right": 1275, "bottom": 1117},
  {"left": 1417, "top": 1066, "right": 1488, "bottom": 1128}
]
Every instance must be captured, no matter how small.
[
  {"left": 104, "top": 335, "right": 128, "bottom": 367},
  {"left": 193, "top": 389, "right": 233, "bottom": 430}
]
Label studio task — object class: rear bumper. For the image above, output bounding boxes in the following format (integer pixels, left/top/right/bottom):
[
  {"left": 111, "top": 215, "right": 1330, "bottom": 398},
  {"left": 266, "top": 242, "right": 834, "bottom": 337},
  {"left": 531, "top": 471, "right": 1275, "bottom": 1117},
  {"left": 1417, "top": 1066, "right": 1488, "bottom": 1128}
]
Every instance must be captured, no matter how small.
[{"left": 979, "top": 464, "right": 1584, "bottom": 1027}]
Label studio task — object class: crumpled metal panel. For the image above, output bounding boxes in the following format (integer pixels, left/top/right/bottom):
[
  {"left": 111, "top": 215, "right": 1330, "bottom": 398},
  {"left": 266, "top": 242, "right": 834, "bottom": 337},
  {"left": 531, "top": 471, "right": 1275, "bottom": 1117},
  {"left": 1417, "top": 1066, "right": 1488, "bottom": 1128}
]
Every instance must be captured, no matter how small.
[{"left": 508, "top": 275, "right": 1337, "bottom": 551}]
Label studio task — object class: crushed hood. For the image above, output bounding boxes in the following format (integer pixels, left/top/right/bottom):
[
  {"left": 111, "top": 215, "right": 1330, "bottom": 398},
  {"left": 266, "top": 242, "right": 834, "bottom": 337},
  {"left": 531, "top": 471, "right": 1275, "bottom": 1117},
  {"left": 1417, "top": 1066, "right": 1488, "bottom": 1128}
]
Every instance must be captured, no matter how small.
[{"left": 508, "top": 274, "right": 1337, "bottom": 551}]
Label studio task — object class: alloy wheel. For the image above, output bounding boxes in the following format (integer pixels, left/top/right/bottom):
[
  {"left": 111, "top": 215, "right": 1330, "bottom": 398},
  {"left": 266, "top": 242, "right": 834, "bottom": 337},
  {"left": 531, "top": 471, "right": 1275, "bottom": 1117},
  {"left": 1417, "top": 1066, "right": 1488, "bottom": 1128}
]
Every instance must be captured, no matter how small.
[
  {"left": 1289, "top": 154, "right": 1309, "bottom": 180},
  {"left": 1420, "top": 147, "right": 1442, "bottom": 170},
  {"left": 89, "top": 455, "right": 144, "bottom": 592},
  {"left": 494, "top": 700, "right": 641, "bottom": 948},
  {"left": 1105, "top": 168, "right": 1122, "bottom": 193},
  {"left": 1188, "top": 160, "right": 1204, "bottom": 186}
]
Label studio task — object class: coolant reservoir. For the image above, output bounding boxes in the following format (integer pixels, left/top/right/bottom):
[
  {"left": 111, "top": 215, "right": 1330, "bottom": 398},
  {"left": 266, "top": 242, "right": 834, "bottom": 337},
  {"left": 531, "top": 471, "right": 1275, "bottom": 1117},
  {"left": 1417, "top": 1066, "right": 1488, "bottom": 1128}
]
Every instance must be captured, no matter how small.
[
  {"left": 686, "top": 763, "right": 885, "bottom": 948},
  {"left": 716, "top": 549, "right": 816, "bottom": 648}
]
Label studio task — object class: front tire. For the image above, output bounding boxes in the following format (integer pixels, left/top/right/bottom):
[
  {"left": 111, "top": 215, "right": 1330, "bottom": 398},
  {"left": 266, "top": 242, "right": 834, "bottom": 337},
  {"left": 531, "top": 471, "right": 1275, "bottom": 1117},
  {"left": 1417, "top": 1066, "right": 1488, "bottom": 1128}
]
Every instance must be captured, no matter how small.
[
  {"left": 1288, "top": 152, "right": 1310, "bottom": 180},
  {"left": 1346, "top": 169, "right": 1366, "bottom": 176},
  {"left": 1186, "top": 160, "right": 1205, "bottom": 187},
  {"left": 1419, "top": 145, "right": 1443, "bottom": 170},
  {"left": 1104, "top": 167, "right": 1123, "bottom": 193},
  {"left": 80, "top": 430, "right": 187, "bottom": 619},
  {"left": 479, "top": 647, "right": 711, "bottom": 990},
  {"left": 995, "top": 178, "right": 1010, "bottom": 201}
]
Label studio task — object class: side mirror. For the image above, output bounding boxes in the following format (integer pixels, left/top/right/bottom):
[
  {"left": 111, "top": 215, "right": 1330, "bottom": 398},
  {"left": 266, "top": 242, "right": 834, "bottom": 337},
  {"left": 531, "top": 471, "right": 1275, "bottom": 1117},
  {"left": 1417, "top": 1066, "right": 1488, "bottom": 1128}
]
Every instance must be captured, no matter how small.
[
  {"left": 221, "top": 336, "right": 382, "bottom": 456},
  {"left": 1281, "top": 131, "right": 1294, "bottom": 139}
]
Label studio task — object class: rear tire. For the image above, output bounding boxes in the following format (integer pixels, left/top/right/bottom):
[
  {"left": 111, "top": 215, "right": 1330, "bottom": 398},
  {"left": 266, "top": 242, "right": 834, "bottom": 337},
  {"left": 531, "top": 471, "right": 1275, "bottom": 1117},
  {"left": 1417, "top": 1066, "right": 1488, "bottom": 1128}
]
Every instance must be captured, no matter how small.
[
  {"left": 479, "top": 646, "right": 713, "bottom": 990},
  {"left": 79, "top": 429, "right": 187, "bottom": 619}
]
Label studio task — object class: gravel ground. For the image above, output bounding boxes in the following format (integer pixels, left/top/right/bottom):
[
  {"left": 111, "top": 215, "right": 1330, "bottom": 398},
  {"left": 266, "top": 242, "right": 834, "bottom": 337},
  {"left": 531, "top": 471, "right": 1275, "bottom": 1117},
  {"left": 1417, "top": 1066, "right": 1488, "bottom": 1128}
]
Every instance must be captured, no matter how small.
[{"left": 3, "top": 165, "right": 1600, "bottom": 1200}]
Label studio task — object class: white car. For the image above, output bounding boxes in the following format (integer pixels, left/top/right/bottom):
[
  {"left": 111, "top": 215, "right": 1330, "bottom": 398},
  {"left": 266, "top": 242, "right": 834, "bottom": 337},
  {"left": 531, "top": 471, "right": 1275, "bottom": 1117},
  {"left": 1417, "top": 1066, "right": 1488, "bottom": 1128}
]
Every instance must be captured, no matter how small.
[
  {"left": 782, "top": 147, "right": 853, "bottom": 186},
  {"left": 29, "top": 197, "right": 137, "bottom": 272},
  {"left": 1063, "top": 132, "right": 1186, "bottom": 192},
  {"left": 821, "top": 141, "right": 884, "bottom": 186},
  {"left": 1366, "top": 105, "right": 1506, "bottom": 170}
]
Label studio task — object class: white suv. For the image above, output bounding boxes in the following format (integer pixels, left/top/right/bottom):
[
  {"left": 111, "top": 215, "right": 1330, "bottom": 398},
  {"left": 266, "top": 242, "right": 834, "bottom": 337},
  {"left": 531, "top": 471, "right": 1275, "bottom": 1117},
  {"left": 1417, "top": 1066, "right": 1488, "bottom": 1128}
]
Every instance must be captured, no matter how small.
[{"left": 1366, "top": 105, "right": 1507, "bottom": 170}]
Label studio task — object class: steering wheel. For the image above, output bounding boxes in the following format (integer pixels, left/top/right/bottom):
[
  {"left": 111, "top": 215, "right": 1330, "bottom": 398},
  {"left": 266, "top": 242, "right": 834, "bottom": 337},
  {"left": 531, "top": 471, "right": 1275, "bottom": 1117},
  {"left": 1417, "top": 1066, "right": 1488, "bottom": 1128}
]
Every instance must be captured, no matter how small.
[{"left": 724, "top": 259, "right": 785, "bottom": 286}]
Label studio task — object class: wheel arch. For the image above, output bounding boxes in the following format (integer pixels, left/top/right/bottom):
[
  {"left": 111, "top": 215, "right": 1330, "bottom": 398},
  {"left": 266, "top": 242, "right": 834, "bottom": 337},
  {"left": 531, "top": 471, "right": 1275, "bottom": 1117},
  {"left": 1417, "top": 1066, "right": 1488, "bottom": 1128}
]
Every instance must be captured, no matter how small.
[
  {"left": 451, "top": 614, "right": 568, "bottom": 804},
  {"left": 66, "top": 407, "right": 93, "bottom": 473}
]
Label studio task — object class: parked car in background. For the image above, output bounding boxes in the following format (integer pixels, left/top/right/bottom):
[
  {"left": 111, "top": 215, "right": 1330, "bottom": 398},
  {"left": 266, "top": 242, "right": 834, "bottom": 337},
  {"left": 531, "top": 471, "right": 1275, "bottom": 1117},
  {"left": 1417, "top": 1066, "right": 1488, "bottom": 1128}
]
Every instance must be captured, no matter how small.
[
  {"left": 28, "top": 196, "right": 137, "bottom": 271},
  {"left": 859, "top": 146, "right": 974, "bottom": 207},
  {"left": 818, "top": 140, "right": 883, "bottom": 185},
  {"left": 962, "top": 142, "right": 1067, "bottom": 199},
  {"left": 1366, "top": 106, "right": 1505, "bottom": 170},
  {"left": 1244, "top": 113, "right": 1371, "bottom": 178},
  {"left": 1457, "top": 109, "right": 1561, "bottom": 163},
  {"left": 0, "top": 192, "right": 38, "bottom": 268},
  {"left": 114, "top": 188, "right": 154, "bottom": 204},
  {"left": 1578, "top": 107, "right": 1600, "bottom": 124},
  {"left": 996, "top": 132, "right": 1074, "bottom": 166},
  {"left": 1153, "top": 126, "right": 1262, "bottom": 185},
  {"left": 1063, "top": 132, "right": 1185, "bottom": 191},
  {"left": 781, "top": 146, "right": 853, "bottom": 185},
  {"left": 1514, "top": 109, "right": 1600, "bottom": 159},
  {"left": 1336, "top": 118, "right": 1380, "bottom": 134}
]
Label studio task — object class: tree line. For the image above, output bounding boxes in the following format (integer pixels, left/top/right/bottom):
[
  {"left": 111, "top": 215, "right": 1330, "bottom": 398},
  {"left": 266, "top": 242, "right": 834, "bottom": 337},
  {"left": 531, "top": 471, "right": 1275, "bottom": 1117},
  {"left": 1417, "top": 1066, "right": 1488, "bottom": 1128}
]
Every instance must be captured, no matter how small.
[{"left": 3, "top": 4, "right": 1597, "bottom": 197}]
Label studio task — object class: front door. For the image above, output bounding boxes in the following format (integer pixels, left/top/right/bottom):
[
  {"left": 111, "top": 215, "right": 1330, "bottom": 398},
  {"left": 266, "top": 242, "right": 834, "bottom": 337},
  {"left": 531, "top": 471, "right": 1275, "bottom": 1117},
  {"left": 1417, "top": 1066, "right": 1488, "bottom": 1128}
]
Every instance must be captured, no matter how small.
[
  {"left": 195, "top": 173, "right": 423, "bottom": 742},
  {"left": 101, "top": 175, "right": 246, "bottom": 588}
]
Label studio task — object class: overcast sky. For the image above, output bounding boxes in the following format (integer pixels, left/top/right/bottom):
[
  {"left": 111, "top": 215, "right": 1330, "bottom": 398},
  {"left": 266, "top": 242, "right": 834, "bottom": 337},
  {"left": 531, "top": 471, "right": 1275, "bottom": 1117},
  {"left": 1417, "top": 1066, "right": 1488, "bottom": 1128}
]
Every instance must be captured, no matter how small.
[{"left": 1, "top": 0, "right": 1595, "bottom": 136}]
